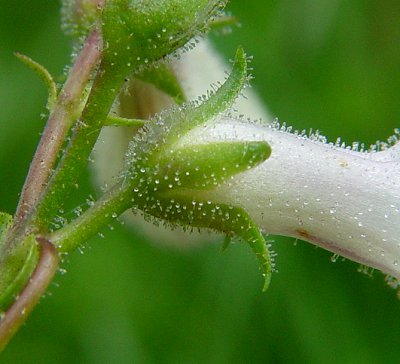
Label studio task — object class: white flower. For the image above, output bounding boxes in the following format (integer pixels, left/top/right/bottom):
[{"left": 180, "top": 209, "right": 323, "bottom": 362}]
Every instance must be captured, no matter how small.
[
  {"left": 94, "top": 40, "right": 270, "bottom": 247},
  {"left": 94, "top": 39, "right": 400, "bottom": 281}
]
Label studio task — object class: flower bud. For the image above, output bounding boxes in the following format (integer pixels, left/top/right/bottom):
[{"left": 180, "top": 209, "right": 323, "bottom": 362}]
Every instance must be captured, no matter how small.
[{"left": 101, "top": 0, "right": 227, "bottom": 76}]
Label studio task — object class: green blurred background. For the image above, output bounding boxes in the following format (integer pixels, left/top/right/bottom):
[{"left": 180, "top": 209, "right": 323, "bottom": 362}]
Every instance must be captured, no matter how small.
[{"left": 1, "top": 0, "right": 400, "bottom": 363}]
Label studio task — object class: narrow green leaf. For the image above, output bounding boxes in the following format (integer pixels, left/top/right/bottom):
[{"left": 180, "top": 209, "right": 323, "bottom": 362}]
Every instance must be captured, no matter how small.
[{"left": 15, "top": 53, "right": 57, "bottom": 111}]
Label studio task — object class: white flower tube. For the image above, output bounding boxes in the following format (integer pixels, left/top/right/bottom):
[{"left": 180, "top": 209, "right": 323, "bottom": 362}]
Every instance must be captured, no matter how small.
[
  {"left": 177, "top": 117, "right": 400, "bottom": 279},
  {"left": 94, "top": 39, "right": 400, "bottom": 281}
]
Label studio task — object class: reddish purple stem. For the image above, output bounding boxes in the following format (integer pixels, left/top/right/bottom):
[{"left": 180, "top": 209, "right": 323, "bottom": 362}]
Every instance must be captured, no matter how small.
[
  {"left": 14, "top": 30, "right": 103, "bottom": 225},
  {"left": 0, "top": 238, "right": 59, "bottom": 351}
]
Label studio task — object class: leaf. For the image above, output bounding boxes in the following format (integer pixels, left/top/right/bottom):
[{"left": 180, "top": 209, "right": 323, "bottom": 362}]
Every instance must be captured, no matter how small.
[{"left": 15, "top": 53, "right": 57, "bottom": 111}]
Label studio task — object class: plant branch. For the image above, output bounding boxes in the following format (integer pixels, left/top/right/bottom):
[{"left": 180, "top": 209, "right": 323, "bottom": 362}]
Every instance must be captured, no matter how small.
[
  {"left": 14, "top": 29, "right": 102, "bottom": 226},
  {"left": 0, "top": 238, "right": 59, "bottom": 352},
  {"left": 31, "top": 59, "right": 128, "bottom": 228},
  {"left": 49, "top": 181, "right": 133, "bottom": 252}
]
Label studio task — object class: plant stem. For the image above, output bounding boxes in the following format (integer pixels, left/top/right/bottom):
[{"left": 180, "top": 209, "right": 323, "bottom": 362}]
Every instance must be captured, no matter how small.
[
  {"left": 49, "top": 181, "right": 133, "bottom": 252},
  {"left": 32, "top": 60, "right": 127, "bottom": 228},
  {"left": 0, "top": 238, "right": 59, "bottom": 352},
  {"left": 14, "top": 29, "right": 102, "bottom": 227}
]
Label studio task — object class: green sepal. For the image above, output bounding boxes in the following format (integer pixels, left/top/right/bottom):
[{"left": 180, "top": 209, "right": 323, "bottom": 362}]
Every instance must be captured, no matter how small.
[
  {"left": 15, "top": 53, "right": 57, "bottom": 111},
  {"left": 154, "top": 141, "right": 271, "bottom": 191},
  {"left": 135, "top": 63, "right": 186, "bottom": 105},
  {"left": 166, "top": 45, "right": 248, "bottom": 143},
  {"left": 0, "top": 234, "right": 40, "bottom": 311},
  {"left": 187, "top": 46, "right": 247, "bottom": 129},
  {"left": 126, "top": 45, "right": 248, "bottom": 173},
  {"left": 127, "top": 43, "right": 272, "bottom": 289},
  {"left": 160, "top": 46, "right": 248, "bottom": 143},
  {"left": 141, "top": 196, "right": 272, "bottom": 291}
]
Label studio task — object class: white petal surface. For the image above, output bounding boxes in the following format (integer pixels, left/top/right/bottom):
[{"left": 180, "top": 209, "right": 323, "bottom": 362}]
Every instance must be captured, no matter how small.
[{"left": 181, "top": 117, "right": 400, "bottom": 278}]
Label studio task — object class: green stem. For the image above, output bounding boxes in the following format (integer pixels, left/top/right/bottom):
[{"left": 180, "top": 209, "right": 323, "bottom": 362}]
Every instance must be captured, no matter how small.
[
  {"left": 48, "top": 181, "right": 134, "bottom": 252},
  {"left": 14, "top": 30, "right": 102, "bottom": 227},
  {"left": 32, "top": 62, "right": 127, "bottom": 228}
]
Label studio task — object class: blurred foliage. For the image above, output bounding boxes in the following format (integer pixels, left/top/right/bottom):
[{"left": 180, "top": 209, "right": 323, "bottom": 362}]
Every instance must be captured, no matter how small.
[{"left": 1, "top": 0, "right": 400, "bottom": 363}]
